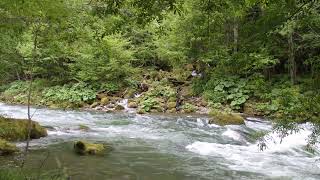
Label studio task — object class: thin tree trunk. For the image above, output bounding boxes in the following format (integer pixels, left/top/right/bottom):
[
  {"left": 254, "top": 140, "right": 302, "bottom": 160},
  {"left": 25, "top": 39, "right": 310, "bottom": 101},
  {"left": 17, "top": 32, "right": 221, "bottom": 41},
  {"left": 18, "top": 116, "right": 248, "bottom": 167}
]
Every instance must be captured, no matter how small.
[
  {"left": 233, "top": 18, "right": 238, "bottom": 53},
  {"left": 21, "top": 24, "right": 38, "bottom": 167},
  {"left": 288, "top": 32, "right": 296, "bottom": 84}
]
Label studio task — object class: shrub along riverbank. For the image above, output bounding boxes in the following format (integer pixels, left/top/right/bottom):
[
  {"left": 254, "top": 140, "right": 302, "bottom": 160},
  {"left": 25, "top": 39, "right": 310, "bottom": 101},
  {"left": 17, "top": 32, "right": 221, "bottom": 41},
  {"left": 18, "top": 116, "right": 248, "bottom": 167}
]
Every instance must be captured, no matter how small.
[{"left": 1, "top": 66, "right": 319, "bottom": 129}]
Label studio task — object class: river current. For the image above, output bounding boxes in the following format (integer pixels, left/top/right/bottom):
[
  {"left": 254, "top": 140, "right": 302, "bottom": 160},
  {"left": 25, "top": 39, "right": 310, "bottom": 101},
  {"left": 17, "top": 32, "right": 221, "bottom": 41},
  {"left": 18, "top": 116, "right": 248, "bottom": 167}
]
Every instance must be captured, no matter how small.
[{"left": 0, "top": 103, "right": 319, "bottom": 180}]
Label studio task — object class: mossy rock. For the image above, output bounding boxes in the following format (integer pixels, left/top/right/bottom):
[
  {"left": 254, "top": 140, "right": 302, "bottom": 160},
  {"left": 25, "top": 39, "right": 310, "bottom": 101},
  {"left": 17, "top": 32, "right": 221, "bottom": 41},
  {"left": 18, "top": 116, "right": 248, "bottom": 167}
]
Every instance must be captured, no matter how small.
[
  {"left": 115, "top": 104, "right": 125, "bottom": 111},
  {"left": 167, "top": 102, "right": 177, "bottom": 109},
  {"left": 208, "top": 111, "right": 245, "bottom": 126},
  {"left": 124, "top": 88, "right": 137, "bottom": 99},
  {"left": 137, "top": 109, "right": 146, "bottom": 114},
  {"left": 168, "top": 97, "right": 177, "bottom": 103},
  {"left": 168, "top": 108, "right": 177, "bottom": 113},
  {"left": 100, "top": 97, "right": 110, "bottom": 106},
  {"left": 128, "top": 102, "right": 138, "bottom": 108},
  {"left": 0, "top": 139, "right": 18, "bottom": 155},
  {"left": 180, "top": 86, "right": 193, "bottom": 98},
  {"left": 0, "top": 117, "right": 47, "bottom": 141},
  {"left": 74, "top": 141, "right": 106, "bottom": 155}
]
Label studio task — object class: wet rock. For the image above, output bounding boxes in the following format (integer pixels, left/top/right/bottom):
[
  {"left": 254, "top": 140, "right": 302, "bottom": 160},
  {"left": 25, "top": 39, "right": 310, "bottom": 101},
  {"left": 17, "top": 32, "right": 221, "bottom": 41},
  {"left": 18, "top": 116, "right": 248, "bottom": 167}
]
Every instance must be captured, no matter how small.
[
  {"left": 208, "top": 111, "right": 245, "bottom": 126},
  {"left": 115, "top": 104, "right": 125, "bottom": 111},
  {"left": 128, "top": 102, "right": 138, "bottom": 108},
  {"left": 0, "top": 116, "right": 47, "bottom": 141},
  {"left": 74, "top": 141, "right": 106, "bottom": 155},
  {"left": 0, "top": 139, "right": 18, "bottom": 156},
  {"left": 137, "top": 109, "right": 146, "bottom": 114}
]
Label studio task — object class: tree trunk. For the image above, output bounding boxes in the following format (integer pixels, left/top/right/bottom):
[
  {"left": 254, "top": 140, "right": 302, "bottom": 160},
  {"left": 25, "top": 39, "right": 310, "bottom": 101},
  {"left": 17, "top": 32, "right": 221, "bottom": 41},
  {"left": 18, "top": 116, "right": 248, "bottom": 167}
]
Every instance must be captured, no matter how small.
[
  {"left": 288, "top": 32, "right": 296, "bottom": 84},
  {"left": 233, "top": 18, "right": 238, "bottom": 53}
]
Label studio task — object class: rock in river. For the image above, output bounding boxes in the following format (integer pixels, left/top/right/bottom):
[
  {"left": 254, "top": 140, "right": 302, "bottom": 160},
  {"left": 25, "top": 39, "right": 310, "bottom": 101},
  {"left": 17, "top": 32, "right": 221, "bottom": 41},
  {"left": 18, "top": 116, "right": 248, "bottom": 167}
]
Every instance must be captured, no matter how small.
[
  {"left": 74, "top": 141, "right": 107, "bottom": 155},
  {"left": 0, "top": 116, "right": 48, "bottom": 141},
  {"left": 0, "top": 139, "right": 18, "bottom": 155}
]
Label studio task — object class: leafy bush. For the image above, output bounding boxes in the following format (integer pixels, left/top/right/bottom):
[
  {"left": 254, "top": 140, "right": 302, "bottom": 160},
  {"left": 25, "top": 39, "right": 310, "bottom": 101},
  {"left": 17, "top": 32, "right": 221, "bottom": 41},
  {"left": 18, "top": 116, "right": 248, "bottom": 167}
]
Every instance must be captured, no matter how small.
[
  {"left": 99, "top": 82, "right": 120, "bottom": 94},
  {"left": 1, "top": 80, "right": 48, "bottom": 104},
  {"left": 43, "top": 83, "right": 96, "bottom": 106},
  {"left": 140, "top": 97, "right": 159, "bottom": 112},
  {"left": 204, "top": 76, "right": 251, "bottom": 110}
]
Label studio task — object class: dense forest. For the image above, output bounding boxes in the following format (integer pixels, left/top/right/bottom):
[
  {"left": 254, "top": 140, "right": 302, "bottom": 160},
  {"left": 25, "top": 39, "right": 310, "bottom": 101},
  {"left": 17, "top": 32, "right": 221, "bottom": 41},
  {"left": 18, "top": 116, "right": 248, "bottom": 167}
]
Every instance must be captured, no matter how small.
[{"left": 0, "top": 0, "right": 319, "bottom": 144}]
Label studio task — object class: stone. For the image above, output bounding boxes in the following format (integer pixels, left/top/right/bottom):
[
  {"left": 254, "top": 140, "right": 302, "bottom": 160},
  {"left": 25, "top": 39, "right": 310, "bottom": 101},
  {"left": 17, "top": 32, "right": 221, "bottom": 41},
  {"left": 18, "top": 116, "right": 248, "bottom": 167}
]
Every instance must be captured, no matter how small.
[
  {"left": 128, "top": 102, "right": 138, "bottom": 108},
  {"left": 180, "top": 86, "right": 193, "bottom": 98},
  {"left": 74, "top": 141, "right": 105, "bottom": 155},
  {"left": 0, "top": 139, "right": 18, "bottom": 156},
  {"left": 0, "top": 116, "right": 47, "bottom": 141},
  {"left": 167, "top": 102, "right": 176, "bottom": 109},
  {"left": 137, "top": 109, "right": 146, "bottom": 114},
  {"left": 114, "top": 104, "right": 125, "bottom": 111},
  {"left": 208, "top": 111, "right": 245, "bottom": 126},
  {"left": 100, "top": 97, "right": 110, "bottom": 105},
  {"left": 168, "top": 108, "right": 176, "bottom": 113}
]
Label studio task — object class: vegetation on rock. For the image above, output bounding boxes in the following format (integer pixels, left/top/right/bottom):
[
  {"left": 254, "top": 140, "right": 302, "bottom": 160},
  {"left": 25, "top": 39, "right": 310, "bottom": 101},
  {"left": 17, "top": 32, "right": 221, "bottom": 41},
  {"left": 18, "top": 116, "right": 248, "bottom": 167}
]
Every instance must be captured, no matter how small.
[
  {"left": 0, "top": 139, "right": 18, "bottom": 155},
  {"left": 209, "top": 111, "right": 245, "bottom": 126},
  {"left": 74, "top": 141, "right": 106, "bottom": 155},
  {"left": 0, "top": 116, "right": 47, "bottom": 141}
]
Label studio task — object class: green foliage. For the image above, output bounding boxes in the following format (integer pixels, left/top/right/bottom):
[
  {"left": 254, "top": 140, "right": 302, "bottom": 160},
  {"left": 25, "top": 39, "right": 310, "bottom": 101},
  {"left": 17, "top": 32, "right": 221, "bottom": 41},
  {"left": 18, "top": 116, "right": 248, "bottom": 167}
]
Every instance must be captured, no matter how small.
[
  {"left": 204, "top": 76, "right": 250, "bottom": 109},
  {"left": 181, "top": 103, "right": 196, "bottom": 113},
  {"left": 99, "top": 83, "right": 120, "bottom": 94},
  {"left": 43, "top": 83, "right": 96, "bottom": 105},
  {"left": 140, "top": 97, "right": 159, "bottom": 112},
  {"left": 1, "top": 80, "right": 48, "bottom": 104}
]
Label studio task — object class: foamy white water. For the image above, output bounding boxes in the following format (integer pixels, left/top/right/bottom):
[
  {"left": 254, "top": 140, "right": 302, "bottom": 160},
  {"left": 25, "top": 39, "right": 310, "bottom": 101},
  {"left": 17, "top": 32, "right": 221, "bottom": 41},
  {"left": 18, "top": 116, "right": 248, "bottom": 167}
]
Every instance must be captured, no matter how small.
[{"left": 1, "top": 102, "right": 319, "bottom": 180}]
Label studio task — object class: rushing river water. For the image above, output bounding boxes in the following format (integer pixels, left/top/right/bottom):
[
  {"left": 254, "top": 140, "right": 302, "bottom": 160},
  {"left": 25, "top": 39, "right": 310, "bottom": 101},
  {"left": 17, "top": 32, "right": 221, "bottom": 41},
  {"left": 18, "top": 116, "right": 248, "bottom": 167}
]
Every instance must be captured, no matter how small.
[{"left": 0, "top": 103, "right": 319, "bottom": 180}]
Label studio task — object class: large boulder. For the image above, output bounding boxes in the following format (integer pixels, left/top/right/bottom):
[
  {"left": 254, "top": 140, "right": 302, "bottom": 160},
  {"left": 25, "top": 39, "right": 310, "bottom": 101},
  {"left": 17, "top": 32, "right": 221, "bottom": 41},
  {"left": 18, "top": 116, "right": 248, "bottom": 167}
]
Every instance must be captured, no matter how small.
[
  {"left": 0, "top": 139, "right": 18, "bottom": 155},
  {"left": 208, "top": 111, "right": 245, "bottom": 126},
  {"left": 74, "top": 141, "right": 106, "bottom": 155},
  {"left": 0, "top": 117, "right": 47, "bottom": 141}
]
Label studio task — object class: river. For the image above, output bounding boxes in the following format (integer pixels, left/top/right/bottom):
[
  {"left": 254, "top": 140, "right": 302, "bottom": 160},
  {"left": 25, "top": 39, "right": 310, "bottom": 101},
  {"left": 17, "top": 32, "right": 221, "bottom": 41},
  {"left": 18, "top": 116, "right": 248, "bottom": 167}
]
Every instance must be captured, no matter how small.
[{"left": 0, "top": 103, "right": 319, "bottom": 180}]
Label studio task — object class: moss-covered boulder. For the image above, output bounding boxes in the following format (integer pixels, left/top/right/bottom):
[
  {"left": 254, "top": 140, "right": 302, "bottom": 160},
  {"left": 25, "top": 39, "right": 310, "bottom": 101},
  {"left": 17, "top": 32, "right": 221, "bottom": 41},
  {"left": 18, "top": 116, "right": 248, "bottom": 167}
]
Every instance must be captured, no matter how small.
[
  {"left": 208, "top": 111, "right": 245, "bottom": 126},
  {"left": 128, "top": 102, "right": 138, "bottom": 108},
  {"left": 100, "top": 97, "right": 110, "bottom": 105},
  {"left": 74, "top": 141, "right": 106, "bottom": 155},
  {"left": 0, "top": 117, "right": 47, "bottom": 141},
  {"left": 115, "top": 104, "right": 125, "bottom": 110},
  {"left": 167, "top": 102, "right": 176, "bottom": 109},
  {"left": 0, "top": 139, "right": 18, "bottom": 155}
]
